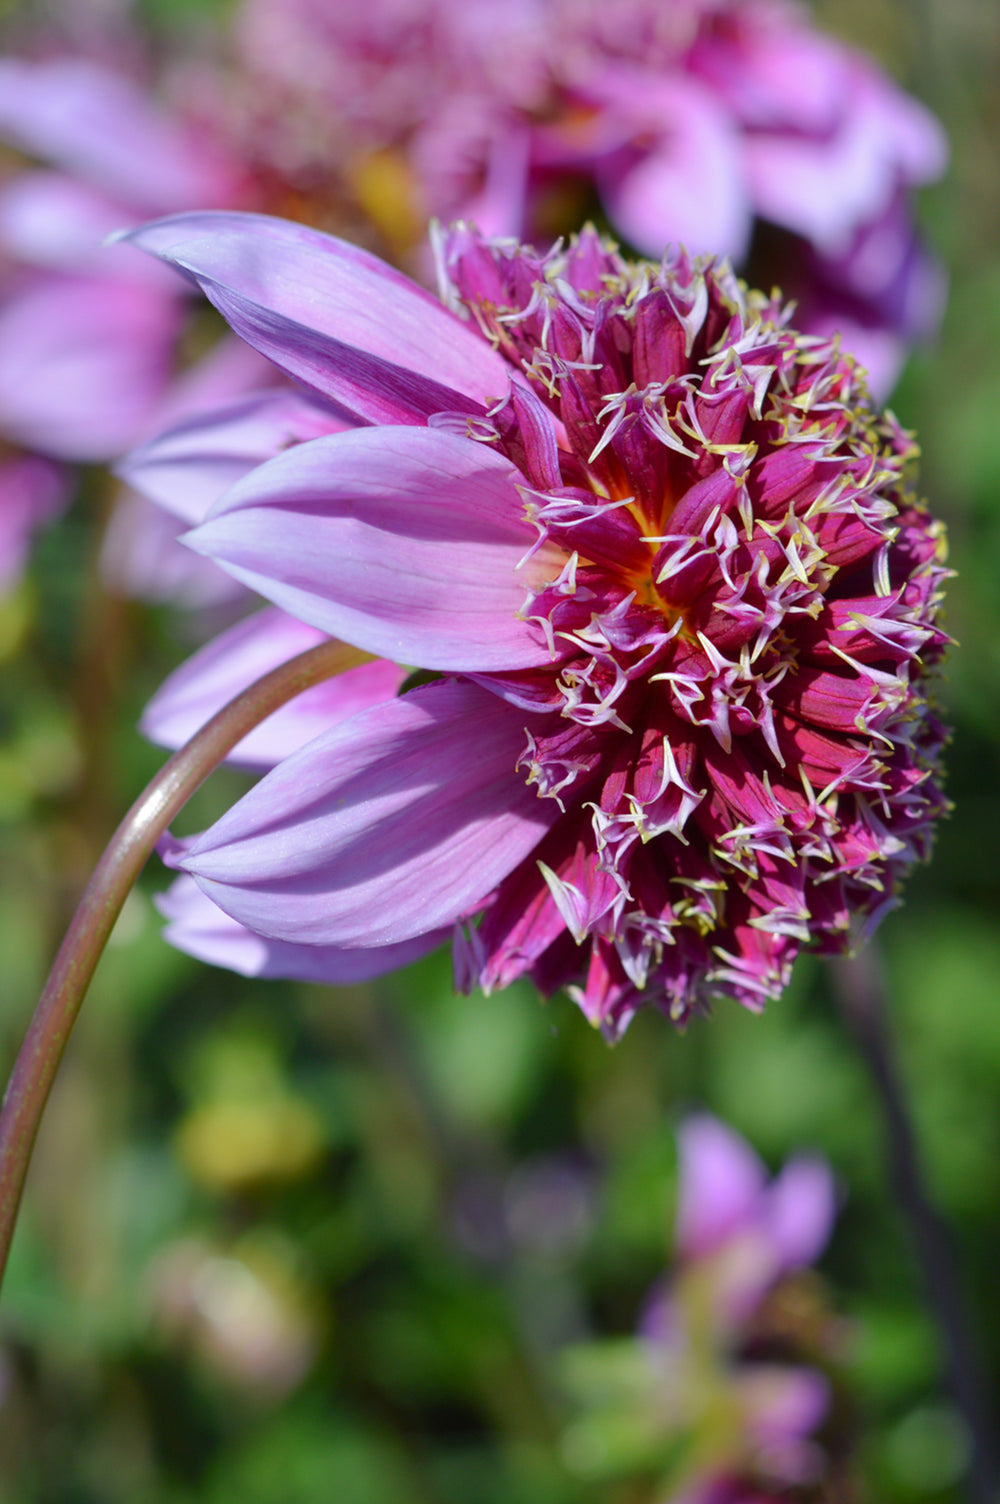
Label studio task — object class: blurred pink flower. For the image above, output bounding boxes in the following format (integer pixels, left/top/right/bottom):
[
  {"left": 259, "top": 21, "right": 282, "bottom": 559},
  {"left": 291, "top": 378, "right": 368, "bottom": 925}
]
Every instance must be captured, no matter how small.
[
  {"left": 0, "top": 1, "right": 946, "bottom": 594},
  {"left": 647, "top": 1115, "right": 837, "bottom": 1500},
  {"left": 125, "top": 213, "right": 949, "bottom": 1030},
  {"left": 0, "top": 57, "right": 244, "bottom": 460},
  {"left": 0, "top": 55, "right": 248, "bottom": 590},
  {"left": 229, "top": 0, "right": 947, "bottom": 395},
  {"left": 561, "top": 1115, "right": 840, "bottom": 1501}
]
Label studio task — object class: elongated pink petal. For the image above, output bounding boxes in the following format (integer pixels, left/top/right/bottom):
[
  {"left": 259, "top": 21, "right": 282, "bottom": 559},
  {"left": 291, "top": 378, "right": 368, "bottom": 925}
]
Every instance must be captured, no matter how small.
[
  {"left": 0, "top": 171, "right": 171, "bottom": 279},
  {"left": 0, "top": 274, "right": 179, "bottom": 459},
  {"left": 0, "top": 59, "right": 238, "bottom": 213},
  {"left": 186, "top": 425, "right": 561, "bottom": 671},
  {"left": 765, "top": 1158, "right": 836, "bottom": 1270},
  {"left": 123, "top": 211, "right": 509, "bottom": 423},
  {"left": 180, "top": 678, "right": 557, "bottom": 947},
  {"left": 156, "top": 875, "right": 446, "bottom": 981},
  {"left": 597, "top": 76, "right": 751, "bottom": 261},
  {"left": 100, "top": 493, "right": 247, "bottom": 608},
  {"left": 120, "top": 388, "right": 343, "bottom": 523},
  {"left": 676, "top": 1114, "right": 766, "bottom": 1259},
  {"left": 141, "top": 606, "right": 405, "bottom": 767}
]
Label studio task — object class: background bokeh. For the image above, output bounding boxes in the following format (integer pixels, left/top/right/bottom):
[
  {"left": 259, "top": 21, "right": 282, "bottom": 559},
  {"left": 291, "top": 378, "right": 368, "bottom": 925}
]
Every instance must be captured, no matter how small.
[{"left": 0, "top": 0, "right": 998, "bottom": 1500}]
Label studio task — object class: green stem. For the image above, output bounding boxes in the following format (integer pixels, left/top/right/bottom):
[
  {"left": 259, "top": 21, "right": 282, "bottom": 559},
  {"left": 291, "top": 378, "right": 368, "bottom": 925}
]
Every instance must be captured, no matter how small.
[{"left": 0, "top": 637, "right": 369, "bottom": 1290}]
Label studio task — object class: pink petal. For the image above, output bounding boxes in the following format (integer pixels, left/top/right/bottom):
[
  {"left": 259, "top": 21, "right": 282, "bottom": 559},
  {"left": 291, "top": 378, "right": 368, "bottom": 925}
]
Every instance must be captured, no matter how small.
[
  {"left": 156, "top": 875, "right": 446, "bottom": 982},
  {"left": 0, "top": 58, "right": 239, "bottom": 212},
  {"left": 120, "top": 388, "right": 343, "bottom": 523},
  {"left": 0, "top": 171, "right": 174, "bottom": 283},
  {"left": 100, "top": 493, "right": 247, "bottom": 609},
  {"left": 675, "top": 1114, "right": 766, "bottom": 1259},
  {"left": 148, "top": 334, "right": 279, "bottom": 430},
  {"left": 141, "top": 606, "right": 405, "bottom": 767},
  {"left": 765, "top": 1158, "right": 836, "bottom": 1271},
  {"left": 745, "top": 69, "right": 947, "bottom": 254},
  {"left": 186, "top": 425, "right": 561, "bottom": 671},
  {"left": 180, "top": 677, "right": 557, "bottom": 947},
  {"left": 0, "top": 452, "right": 70, "bottom": 592},
  {"left": 595, "top": 75, "right": 751, "bottom": 261},
  {"left": 739, "top": 1362, "right": 830, "bottom": 1455},
  {"left": 123, "top": 211, "right": 509, "bottom": 423},
  {"left": 0, "top": 273, "right": 180, "bottom": 460}
]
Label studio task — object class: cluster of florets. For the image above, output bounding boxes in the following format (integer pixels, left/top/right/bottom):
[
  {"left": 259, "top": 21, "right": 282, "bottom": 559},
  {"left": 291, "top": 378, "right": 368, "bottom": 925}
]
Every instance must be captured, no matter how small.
[{"left": 440, "top": 228, "right": 949, "bottom": 1034}]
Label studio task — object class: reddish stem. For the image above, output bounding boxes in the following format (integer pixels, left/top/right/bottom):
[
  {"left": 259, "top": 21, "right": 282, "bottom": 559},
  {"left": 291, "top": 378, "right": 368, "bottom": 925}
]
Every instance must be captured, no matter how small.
[{"left": 0, "top": 638, "right": 369, "bottom": 1289}]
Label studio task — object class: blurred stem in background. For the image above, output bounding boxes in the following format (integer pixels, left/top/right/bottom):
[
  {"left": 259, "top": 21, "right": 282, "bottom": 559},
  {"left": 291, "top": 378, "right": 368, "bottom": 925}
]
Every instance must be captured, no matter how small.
[
  {"left": 833, "top": 949, "right": 1000, "bottom": 1504},
  {"left": 0, "top": 637, "right": 370, "bottom": 1291}
]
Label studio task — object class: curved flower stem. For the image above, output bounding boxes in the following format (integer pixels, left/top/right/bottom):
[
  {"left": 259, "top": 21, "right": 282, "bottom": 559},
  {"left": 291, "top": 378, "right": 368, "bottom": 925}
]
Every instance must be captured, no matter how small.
[
  {"left": 0, "top": 637, "right": 370, "bottom": 1292},
  {"left": 832, "top": 949, "right": 999, "bottom": 1504}
]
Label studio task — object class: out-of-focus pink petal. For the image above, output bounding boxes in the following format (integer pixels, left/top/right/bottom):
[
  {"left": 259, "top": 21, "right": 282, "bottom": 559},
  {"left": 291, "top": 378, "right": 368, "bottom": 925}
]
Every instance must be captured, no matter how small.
[
  {"left": 0, "top": 274, "right": 180, "bottom": 460},
  {"left": 691, "top": 23, "right": 847, "bottom": 135},
  {"left": 675, "top": 1114, "right": 766, "bottom": 1259},
  {"left": 100, "top": 492, "right": 247, "bottom": 608},
  {"left": 0, "top": 171, "right": 173, "bottom": 283},
  {"left": 120, "top": 389, "right": 343, "bottom": 523},
  {"left": 102, "top": 341, "right": 286, "bottom": 607},
  {"left": 739, "top": 1362, "right": 830, "bottom": 1457},
  {"left": 180, "top": 677, "right": 559, "bottom": 947},
  {"left": 149, "top": 335, "right": 278, "bottom": 429},
  {"left": 856, "top": 65, "right": 949, "bottom": 185},
  {"left": 186, "top": 425, "right": 560, "bottom": 671},
  {"left": 0, "top": 58, "right": 240, "bottom": 212},
  {"left": 0, "top": 453, "right": 70, "bottom": 592},
  {"left": 141, "top": 606, "right": 406, "bottom": 767},
  {"left": 156, "top": 874, "right": 447, "bottom": 982},
  {"left": 457, "top": 121, "right": 532, "bottom": 239},
  {"left": 123, "top": 211, "right": 509, "bottom": 422},
  {"left": 594, "top": 75, "right": 751, "bottom": 261},
  {"left": 764, "top": 1157, "right": 836, "bottom": 1272},
  {"left": 745, "top": 70, "right": 948, "bottom": 253}
]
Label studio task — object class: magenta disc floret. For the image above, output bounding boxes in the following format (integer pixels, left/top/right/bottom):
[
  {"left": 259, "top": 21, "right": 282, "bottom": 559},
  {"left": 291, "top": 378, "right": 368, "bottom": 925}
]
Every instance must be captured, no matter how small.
[{"left": 438, "top": 228, "right": 950, "bottom": 1034}]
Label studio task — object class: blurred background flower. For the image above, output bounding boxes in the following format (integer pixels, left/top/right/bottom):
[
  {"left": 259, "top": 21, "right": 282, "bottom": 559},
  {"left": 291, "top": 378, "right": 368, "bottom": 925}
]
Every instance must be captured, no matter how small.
[
  {"left": 559, "top": 1114, "right": 849, "bottom": 1502},
  {"left": 0, "top": 0, "right": 946, "bottom": 604}
]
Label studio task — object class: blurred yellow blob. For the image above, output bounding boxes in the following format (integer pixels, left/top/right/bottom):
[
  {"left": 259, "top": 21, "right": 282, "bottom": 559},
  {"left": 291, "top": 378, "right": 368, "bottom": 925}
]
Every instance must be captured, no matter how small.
[
  {"left": 348, "top": 148, "right": 426, "bottom": 256},
  {"left": 175, "top": 1095, "right": 325, "bottom": 1191},
  {"left": 174, "top": 1030, "right": 326, "bottom": 1191}
]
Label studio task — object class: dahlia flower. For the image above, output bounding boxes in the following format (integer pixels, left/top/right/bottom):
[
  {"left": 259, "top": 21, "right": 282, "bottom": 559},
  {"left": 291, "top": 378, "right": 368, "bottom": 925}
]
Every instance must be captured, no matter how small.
[
  {"left": 230, "top": 0, "right": 947, "bottom": 395},
  {"left": 124, "top": 212, "right": 950, "bottom": 1035},
  {"left": 562, "top": 1115, "right": 838, "bottom": 1501}
]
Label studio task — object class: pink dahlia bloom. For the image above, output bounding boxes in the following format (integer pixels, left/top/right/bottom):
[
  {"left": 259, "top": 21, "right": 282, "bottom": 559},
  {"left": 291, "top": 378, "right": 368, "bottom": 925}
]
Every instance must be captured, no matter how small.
[
  {"left": 126, "top": 212, "right": 949, "bottom": 1034},
  {"left": 229, "top": 0, "right": 946, "bottom": 396}
]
